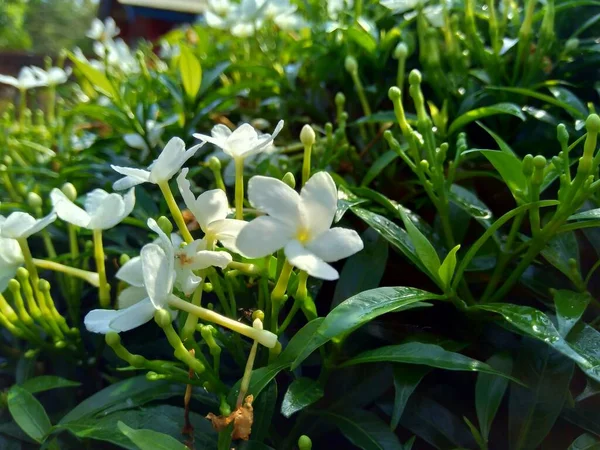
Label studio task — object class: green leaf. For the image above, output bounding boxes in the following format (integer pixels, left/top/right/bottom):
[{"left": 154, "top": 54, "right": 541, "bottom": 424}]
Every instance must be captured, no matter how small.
[
  {"left": 332, "top": 228, "right": 388, "bottom": 307},
  {"left": 554, "top": 290, "right": 590, "bottom": 338},
  {"left": 199, "top": 61, "right": 230, "bottom": 96},
  {"left": 336, "top": 185, "right": 368, "bottom": 222},
  {"left": 463, "top": 416, "right": 486, "bottom": 450},
  {"left": 179, "top": 46, "right": 202, "bottom": 99},
  {"left": 251, "top": 381, "right": 277, "bottom": 443},
  {"left": 486, "top": 86, "right": 586, "bottom": 118},
  {"left": 438, "top": 245, "right": 460, "bottom": 290},
  {"left": 117, "top": 421, "right": 187, "bottom": 450},
  {"left": 474, "top": 150, "right": 527, "bottom": 200},
  {"left": 347, "top": 24, "right": 377, "bottom": 54},
  {"left": 291, "top": 287, "right": 444, "bottom": 370},
  {"left": 540, "top": 232, "right": 580, "bottom": 279},
  {"left": 20, "top": 376, "right": 80, "bottom": 394},
  {"left": 68, "top": 54, "right": 116, "bottom": 99},
  {"left": 7, "top": 386, "right": 51, "bottom": 443},
  {"left": 391, "top": 365, "right": 430, "bottom": 430},
  {"left": 477, "top": 121, "right": 516, "bottom": 155},
  {"left": 340, "top": 342, "right": 519, "bottom": 382},
  {"left": 449, "top": 184, "right": 493, "bottom": 220},
  {"left": 397, "top": 209, "right": 441, "bottom": 282},
  {"left": 568, "top": 433, "right": 600, "bottom": 450},
  {"left": 448, "top": 103, "right": 525, "bottom": 135},
  {"left": 320, "top": 409, "right": 403, "bottom": 450},
  {"left": 509, "top": 339, "right": 574, "bottom": 450},
  {"left": 549, "top": 87, "right": 588, "bottom": 118},
  {"left": 361, "top": 150, "right": 400, "bottom": 187},
  {"left": 281, "top": 378, "right": 324, "bottom": 418},
  {"left": 569, "top": 208, "right": 600, "bottom": 221},
  {"left": 476, "top": 353, "right": 513, "bottom": 442}
]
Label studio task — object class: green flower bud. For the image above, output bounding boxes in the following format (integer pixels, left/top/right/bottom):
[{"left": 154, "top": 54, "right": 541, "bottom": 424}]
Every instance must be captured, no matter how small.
[
  {"left": 533, "top": 155, "right": 547, "bottom": 169},
  {"left": 55, "top": 340, "right": 66, "bottom": 349},
  {"left": 282, "top": 172, "right": 296, "bottom": 189},
  {"left": 252, "top": 310, "right": 265, "bottom": 322},
  {"left": 557, "top": 123, "right": 569, "bottom": 146},
  {"left": 522, "top": 154, "right": 534, "bottom": 177},
  {"left": 154, "top": 309, "right": 172, "bottom": 328},
  {"left": 157, "top": 216, "right": 173, "bottom": 235},
  {"left": 203, "top": 282, "right": 213, "bottom": 292},
  {"left": 586, "top": 114, "right": 600, "bottom": 134},
  {"left": 27, "top": 192, "right": 43, "bottom": 209},
  {"left": 393, "top": 42, "right": 408, "bottom": 59},
  {"left": 105, "top": 331, "right": 121, "bottom": 347},
  {"left": 119, "top": 254, "right": 131, "bottom": 266},
  {"left": 344, "top": 55, "right": 358, "bottom": 74},
  {"left": 298, "top": 435, "right": 313, "bottom": 450},
  {"left": 532, "top": 155, "right": 547, "bottom": 185},
  {"left": 208, "top": 156, "right": 222, "bottom": 171},
  {"left": 565, "top": 38, "right": 579, "bottom": 52},
  {"left": 388, "top": 86, "right": 402, "bottom": 101},
  {"left": 61, "top": 182, "right": 77, "bottom": 201},
  {"left": 335, "top": 92, "right": 346, "bottom": 108},
  {"left": 408, "top": 69, "right": 422, "bottom": 85},
  {"left": 38, "top": 279, "right": 51, "bottom": 292},
  {"left": 300, "top": 124, "right": 316, "bottom": 147}
]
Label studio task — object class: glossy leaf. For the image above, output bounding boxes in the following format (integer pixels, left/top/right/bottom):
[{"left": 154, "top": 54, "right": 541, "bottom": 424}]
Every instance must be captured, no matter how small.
[
  {"left": 251, "top": 381, "right": 277, "bottom": 443},
  {"left": 486, "top": 86, "right": 585, "bottom": 118},
  {"left": 336, "top": 185, "right": 368, "bottom": 222},
  {"left": 448, "top": 103, "right": 525, "bottom": 135},
  {"left": 291, "top": 287, "right": 444, "bottom": 370},
  {"left": 569, "top": 208, "right": 600, "bottom": 221},
  {"left": 509, "top": 339, "right": 574, "bottom": 450},
  {"left": 476, "top": 353, "right": 513, "bottom": 442},
  {"left": 347, "top": 24, "right": 377, "bottom": 54},
  {"left": 475, "top": 150, "right": 527, "bottom": 200},
  {"left": 340, "top": 342, "right": 518, "bottom": 382},
  {"left": 321, "top": 409, "right": 403, "bottom": 450},
  {"left": 438, "top": 245, "right": 460, "bottom": 290},
  {"left": 398, "top": 208, "right": 441, "bottom": 283},
  {"left": 391, "top": 365, "right": 430, "bottom": 430},
  {"left": 117, "top": 421, "right": 187, "bottom": 450},
  {"left": 540, "top": 232, "right": 580, "bottom": 279},
  {"left": 7, "top": 386, "right": 51, "bottom": 443},
  {"left": 477, "top": 121, "right": 516, "bottom": 155},
  {"left": 69, "top": 54, "right": 116, "bottom": 99},
  {"left": 568, "top": 433, "right": 600, "bottom": 450},
  {"left": 449, "top": 184, "right": 493, "bottom": 220},
  {"left": 362, "top": 151, "right": 400, "bottom": 187},
  {"left": 179, "top": 46, "right": 202, "bottom": 99},
  {"left": 549, "top": 87, "right": 588, "bottom": 118},
  {"left": 281, "top": 378, "right": 324, "bottom": 418},
  {"left": 332, "top": 228, "right": 388, "bottom": 307},
  {"left": 20, "top": 376, "right": 80, "bottom": 394},
  {"left": 554, "top": 290, "right": 590, "bottom": 337}
]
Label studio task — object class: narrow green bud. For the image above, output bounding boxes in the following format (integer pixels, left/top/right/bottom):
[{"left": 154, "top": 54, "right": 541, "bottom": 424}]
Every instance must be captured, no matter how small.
[
  {"left": 393, "top": 42, "right": 408, "bottom": 59},
  {"left": 408, "top": 69, "right": 422, "bottom": 85},
  {"left": 298, "top": 435, "right": 313, "bottom": 450},
  {"left": 532, "top": 155, "right": 547, "bottom": 185},
  {"left": 344, "top": 55, "right": 358, "bottom": 74},
  {"left": 119, "top": 254, "right": 131, "bottom": 266},
  {"left": 282, "top": 172, "right": 296, "bottom": 189},
  {"left": 565, "top": 38, "right": 579, "bottom": 52},
  {"left": 300, "top": 125, "right": 316, "bottom": 146},
  {"left": 335, "top": 92, "right": 346, "bottom": 109},
  {"left": 61, "top": 182, "right": 77, "bottom": 201},
  {"left": 157, "top": 216, "right": 173, "bottom": 235},
  {"left": 208, "top": 156, "right": 222, "bottom": 171},
  {"left": 557, "top": 123, "right": 569, "bottom": 147},
  {"left": 388, "top": 86, "right": 402, "bottom": 101},
  {"left": 27, "top": 192, "right": 43, "bottom": 209},
  {"left": 522, "top": 154, "right": 534, "bottom": 177}
]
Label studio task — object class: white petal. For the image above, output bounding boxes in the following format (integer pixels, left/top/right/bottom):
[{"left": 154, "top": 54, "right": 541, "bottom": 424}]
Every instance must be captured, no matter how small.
[
  {"left": 115, "top": 256, "right": 144, "bottom": 286},
  {"left": 87, "top": 193, "right": 125, "bottom": 230},
  {"left": 84, "top": 189, "right": 109, "bottom": 214},
  {"left": 208, "top": 219, "right": 246, "bottom": 253},
  {"left": 84, "top": 298, "right": 155, "bottom": 334},
  {"left": 117, "top": 286, "right": 148, "bottom": 309},
  {"left": 192, "top": 132, "right": 228, "bottom": 149},
  {"left": 247, "top": 175, "right": 301, "bottom": 227},
  {"left": 177, "top": 169, "right": 229, "bottom": 231},
  {"left": 50, "top": 188, "right": 90, "bottom": 228},
  {"left": 141, "top": 243, "right": 174, "bottom": 308},
  {"left": 284, "top": 240, "right": 338, "bottom": 280},
  {"left": 1, "top": 212, "right": 38, "bottom": 239},
  {"left": 299, "top": 171, "right": 338, "bottom": 238},
  {"left": 124, "top": 133, "right": 148, "bottom": 151},
  {"left": 306, "top": 227, "right": 364, "bottom": 262},
  {"left": 147, "top": 218, "right": 173, "bottom": 255},
  {"left": 149, "top": 137, "right": 186, "bottom": 182},
  {"left": 236, "top": 216, "right": 293, "bottom": 258},
  {"left": 176, "top": 268, "right": 202, "bottom": 296},
  {"left": 111, "top": 165, "right": 150, "bottom": 190},
  {"left": 211, "top": 124, "right": 232, "bottom": 140},
  {"left": 188, "top": 250, "right": 232, "bottom": 270}
]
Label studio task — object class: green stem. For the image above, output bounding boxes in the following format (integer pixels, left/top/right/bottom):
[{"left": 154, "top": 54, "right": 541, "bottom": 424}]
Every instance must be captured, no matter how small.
[
  {"left": 93, "top": 229, "right": 110, "bottom": 308},
  {"left": 270, "top": 260, "right": 294, "bottom": 333},
  {"left": 158, "top": 181, "right": 194, "bottom": 243},
  {"left": 302, "top": 143, "right": 312, "bottom": 187},
  {"left": 19, "top": 89, "right": 26, "bottom": 129},
  {"left": 181, "top": 283, "right": 205, "bottom": 340},
  {"left": 17, "top": 238, "right": 41, "bottom": 294},
  {"left": 32, "top": 258, "right": 100, "bottom": 287},
  {"left": 351, "top": 71, "right": 374, "bottom": 136},
  {"left": 236, "top": 338, "right": 259, "bottom": 407},
  {"left": 47, "top": 86, "right": 56, "bottom": 125},
  {"left": 234, "top": 157, "right": 245, "bottom": 220}
]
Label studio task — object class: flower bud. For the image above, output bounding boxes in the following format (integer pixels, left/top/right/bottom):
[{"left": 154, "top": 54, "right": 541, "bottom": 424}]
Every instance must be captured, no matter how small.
[
  {"left": 27, "top": 192, "right": 43, "bottom": 210},
  {"left": 408, "top": 69, "right": 422, "bottom": 85},
  {"left": 586, "top": 114, "right": 600, "bottom": 134},
  {"left": 282, "top": 172, "right": 296, "bottom": 189},
  {"left": 388, "top": 86, "right": 402, "bottom": 101},
  {"left": 3, "top": 155, "right": 12, "bottom": 165},
  {"left": 154, "top": 309, "right": 172, "bottom": 328},
  {"left": 208, "top": 156, "right": 222, "bottom": 171},
  {"left": 522, "top": 154, "right": 534, "bottom": 177},
  {"left": 298, "top": 435, "right": 312, "bottom": 449},
  {"left": 565, "top": 38, "right": 579, "bottom": 52},
  {"left": 119, "top": 254, "right": 131, "bottom": 266},
  {"left": 394, "top": 42, "right": 408, "bottom": 59},
  {"left": 157, "top": 216, "right": 173, "bottom": 235},
  {"left": 252, "top": 310, "right": 265, "bottom": 322},
  {"left": 532, "top": 155, "right": 547, "bottom": 185},
  {"left": 61, "top": 182, "right": 77, "bottom": 201},
  {"left": 557, "top": 123, "right": 569, "bottom": 147},
  {"left": 55, "top": 340, "right": 66, "bottom": 349},
  {"left": 300, "top": 125, "right": 316, "bottom": 147},
  {"left": 335, "top": 92, "right": 346, "bottom": 108},
  {"left": 344, "top": 55, "right": 358, "bottom": 74}
]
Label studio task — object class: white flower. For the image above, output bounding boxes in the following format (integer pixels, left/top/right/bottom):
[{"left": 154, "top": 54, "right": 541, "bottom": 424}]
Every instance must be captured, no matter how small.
[
  {"left": 72, "top": 47, "right": 105, "bottom": 72},
  {"left": 123, "top": 117, "right": 177, "bottom": 159},
  {"left": 50, "top": 188, "right": 135, "bottom": 230},
  {"left": 0, "top": 211, "right": 56, "bottom": 240},
  {"left": 236, "top": 172, "right": 364, "bottom": 280},
  {"left": 94, "top": 38, "right": 139, "bottom": 74},
  {"left": 327, "top": 0, "right": 354, "bottom": 20},
  {"left": 193, "top": 120, "right": 283, "bottom": 160},
  {"left": 177, "top": 168, "right": 245, "bottom": 252},
  {"left": 87, "top": 17, "right": 120, "bottom": 41},
  {"left": 111, "top": 137, "right": 204, "bottom": 190},
  {"left": 30, "top": 66, "right": 71, "bottom": 86},
  {"left": 0, "top": 67, "right": 47, "bottom": 90},
  {"left": 0, "top": 217, "right": 24, "bottom": 292}
]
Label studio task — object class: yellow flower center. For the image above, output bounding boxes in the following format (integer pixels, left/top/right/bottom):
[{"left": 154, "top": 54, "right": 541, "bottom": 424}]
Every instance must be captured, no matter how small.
[{"left": 296, "top": 228, "right": 311, "bottom": 243}]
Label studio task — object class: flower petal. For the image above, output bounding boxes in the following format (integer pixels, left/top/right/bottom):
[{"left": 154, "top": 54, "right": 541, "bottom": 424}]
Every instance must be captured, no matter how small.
[
  {"left": 211, "top": 124, "right": 232, "bottom": 140},
  {"left": 111, "top": 165, "right": 150, "bottom": 190},
  {"left": 115, "top": 256, "right": 144, "bottom": 286},
  {"left": 306, "top": 227, "right": 364, "bottom": 262},
  {"left": 208, "top": 219, "right": 246, "bottom": 253},
  {"left": 1, "top": 212, "right": 38, "bottom": 239},
  {"left": 188, "top": 250, "right": 232, "bottom": 270},
  {"left": 176, "top": 268, "right": 202, "bottom": 296},
  {"left": 147, "top": 218, "right": 173, "bottom": 255},
  {"left": 117, "top": 286, "right": 148, "bottom": 309},
  {"left": 87, "top": 193, "right": 125, "bottom": 230},
  {"left": 84, "top": 189, "right": 109, "bottom": 214},
  {"left": 177, "top": 169, "right": 228, "bottom": 231},
  {"left": 299, "top": 171, "right": 338, "bottom": 238},
  {"left": 236, "top": 216, "right": 293, "bottom": 258},
  {"left": 141, "top": 243, "right": 174, "bottom": 309},
  {"left": 124, "top": 133, "right": 148, "bottom": 151},
  {"left": 247, "top": 175, "right": 301, "bottom": 227},
  {"left": 84, "top": 297, "right": 155, "bottom": 334},
  {"left": 50, "top": 189, "right": 91, "bottom": 228},
  {"left": 284, "top": 240, "right": 339, "bottom": 280}
]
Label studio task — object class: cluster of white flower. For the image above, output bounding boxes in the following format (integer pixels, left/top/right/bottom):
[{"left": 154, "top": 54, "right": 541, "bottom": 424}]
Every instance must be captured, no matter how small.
[{"left": 0, "top": 66, "right": 70, "bottom": 91}]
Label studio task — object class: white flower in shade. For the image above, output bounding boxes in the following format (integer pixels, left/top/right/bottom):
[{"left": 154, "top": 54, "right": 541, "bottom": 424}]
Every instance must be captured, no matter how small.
[
  {"left": 50, "top": 188, "right": 135, "bottom": 230},
  {"left": 30, "top": 66, "right": 71, "bottom": 86},
  {"left": 123, "top": 117, "right": 177, "bottom": 159},
  {"left": 193, "top": 120, "right": 283, "bottom": 160},
  {"left": 236, "top": 172, "right": 364, "bottom": 280},
  {"left": 327, "top": 0, "right": 354, "bottom": 20},
  {"left": 87, "top": 17, "right": 120, "bottom": 41},
  {"left": 0, "top": 211, "right": 57, "bottom": 240},
  {"left": 0, "top": 67, "right": 47, "bottom": 90},
  {"left": 115, "top": 256, "right": 147, "bottom": 309},
  {"left": 177, "top": 168, "right": 245, "bottom": 252},
  {"left": 0, "top": 217, "right": 24, "bottom": 292},
  {"left": 111, "top": 137, "right": 204, "bottom": 190}
]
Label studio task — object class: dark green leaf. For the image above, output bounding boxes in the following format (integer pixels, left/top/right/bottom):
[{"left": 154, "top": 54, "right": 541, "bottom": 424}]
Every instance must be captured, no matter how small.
[
  {"left": 251, "top": 381, "right": 277, "bottom": 443},
  {"left": 541, "top": 232, "right": 580, "bottom": 279},
  {"left": 486, "top": 87, "right": 586, "bottom": 118},
  {"left": 336, "top": 185, "right": 368, "bottom": 222},
  {"left": 476, "top": 353, "right": 513, "bottom": 442},
  {"left": 332, "top": 228, "right": 388, "bottom": 307},
  {"left": 281, "top": 378, "right": 324, "bottom": 418},
  {"left": 291, "top": 287, "right": 444, "bottom": 370},
  {"left": 449, "top": 184, "right": 493, "bottom": 220},
  {"left": 549, "top": 87, "right": 588, "bottom": 118},
  {"left": 362, "top": 151, "right": 400, "bottom": 187},
  {"left": 448, "top": 103, "right": 525, "bottom": 135},
  {"left": 477, "top": 121, "right": 516, "bottom": 155},
  {"left": 391, "top": 365, "right": 430, "bottom": 430},
  {"left": 321, "top": 409, "right": 403, "bottom": 450},
  {"left": 7, "top": 386, "right": 51, "bottom": 443},
  {"left": 199, "top": 61, "right": 230, "bottom": 96},
  {"left": 554, "top": 290, "right": 590, "bottom": 337},
  {"left": 117, "top": 421, "right": 187, "bottom": 450},
  {"left": 568, "top": 433, "right": 600, "bottom": 450},
  {"left": 20, "top": 376, "right": 80, "bottom": 394},
  {"left": 509, "top": 339, "right": 574, "bottom": 450},
  {"left": 569, "top": 209, "right": 600, "bottom": 221}
]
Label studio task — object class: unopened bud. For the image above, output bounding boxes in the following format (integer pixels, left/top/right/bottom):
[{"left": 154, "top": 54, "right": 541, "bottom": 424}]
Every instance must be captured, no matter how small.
[
  {"left": 157, "top": 216, "right": 173, "bottom": 235},
  {"left": 408, "top": 69, "right": 422, "bottom": 85},
  {"left": 208, "top": 156, "right": 222, "bottom": 171},
  {"left": 586, "top": 114, "right": 600, "bottom": 134},
  {"left": 388, "top": 86, "right": 402, "bottom": 101},
  {"left": 344, "top": 55, "right": 358, "bottom": 74},
  {"left": 27, "top": 192, "right": 43, "bottom": 209},
  {"left": 61, "top": 182, "right": 77, "bottom": 201},
  {"left": 565, "top": 38, "right": 579, "bottom": 52},
  {"left": 300, "top": 124, "right": 316, "bottom": 146},
  {"left": 252, "top": 318, "right": 263, "bottom": 330},
  {"left": 335, "top": 92, "right": 346, "bottom": 108},
  {"left": 282, "top": 172, "right": 296, "bottom": 189},
  {"left": 119, "top": 254, "right": 131, "bottom": 266},
  {"left": 394, "top": 42, "right": 408, "bottom": 59},
  {"left": 557, "top": 123, "right": 569, "bottom": 147},
  {"left": 252, "top": 310, "right": 265, "bottom": 322},
  {"left": 298, "top": 435, "right": 313, "bottom": 450},
  {"left": 522, "top": 154, "right": 534, "bottom": 177}
]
